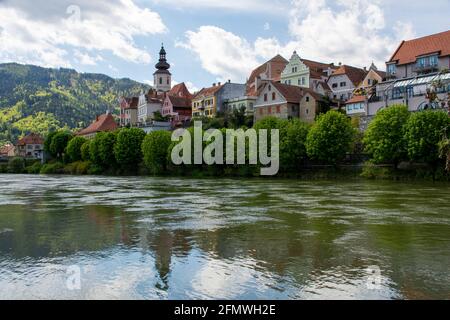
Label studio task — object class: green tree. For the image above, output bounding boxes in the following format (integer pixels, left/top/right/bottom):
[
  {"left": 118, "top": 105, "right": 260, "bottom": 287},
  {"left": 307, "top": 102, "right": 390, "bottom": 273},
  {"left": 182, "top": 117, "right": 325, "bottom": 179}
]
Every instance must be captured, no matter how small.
[
  {"left": 81, "top": 141, "right": 91, "bottom": 161},
  {"left": 363, "top": 105, "right": 410, "bottom": 165},
  {"left": 142, "top": 131, "right": 172, "bottom": 174},
  {"left": 90, "top": 132, "right": 117, "bottom": 169},
  {"left": 8, "top": 157, "right": 25, "bottom": 173},
  {"left": 66, "top": 136, "right": 87, "bottom": 162},
  {"left": 280, "top": 119, "right": 310, "bottom": 171},
  {"left": 49, "top": 131, "right": 73, "bottom": 159},
  {"left": 114, "top": 128, "right": 147, "bottom": 168},
  {"left": 404, "top": 110, "right": 450, "bottom": 164},
  {"left": 306, "top": 111, "right": 355, "bottom": 164}
]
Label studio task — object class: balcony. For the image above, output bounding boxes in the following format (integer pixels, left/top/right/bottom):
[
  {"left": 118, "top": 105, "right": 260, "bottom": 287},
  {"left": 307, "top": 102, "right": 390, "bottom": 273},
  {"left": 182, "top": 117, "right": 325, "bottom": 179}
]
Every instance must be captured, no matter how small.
[{"left": 413, "top": 63, "right": 439, "bottom": 74}]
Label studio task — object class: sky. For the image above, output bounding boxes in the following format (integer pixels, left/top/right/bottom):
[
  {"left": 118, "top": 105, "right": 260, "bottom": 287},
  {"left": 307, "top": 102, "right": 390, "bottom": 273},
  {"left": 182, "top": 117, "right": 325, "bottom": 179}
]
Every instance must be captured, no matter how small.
[{"left": 0, "top": 0, "right": 449, "bottom": 92}]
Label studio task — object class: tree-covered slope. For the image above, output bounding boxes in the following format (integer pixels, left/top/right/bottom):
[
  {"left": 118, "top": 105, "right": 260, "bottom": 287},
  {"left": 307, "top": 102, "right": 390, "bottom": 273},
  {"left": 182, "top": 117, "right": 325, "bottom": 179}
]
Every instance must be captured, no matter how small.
[{"left": 0, "top": 63, "right": 149, "bottom": 144}]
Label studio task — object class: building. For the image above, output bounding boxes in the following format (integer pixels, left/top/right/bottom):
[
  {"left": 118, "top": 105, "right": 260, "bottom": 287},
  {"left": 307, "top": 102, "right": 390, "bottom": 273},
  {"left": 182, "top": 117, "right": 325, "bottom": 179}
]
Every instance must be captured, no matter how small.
[
  {"left": 192, "top": 82, "right": 246, "bottom": 118},
  {"left": 254, "top": 81, "right": 326, "bottom": 122},
  {"left": 346, "top": 31, "right": 450, "bottom": 126},
  {"left": 385, "top": 30, "right": 450, "bottom": 80},
  {"left": 0, "top": 143, "right": 15, "bottom": 158},
  {"left": 327, "top": 64, "right": 367, "bottom": 102},
  {"left": 154, "top": 44, "right": 171, "bottom": 93},
  {"left": 16, "top": 133, "right": 44, "bottom": 159},
  {"left": 281, "top": 51, "right": 336, "bottom": 94},
  {"left": 77, "top": 112, "right": 118, "bottom": 139},
  {"left": 162, "top": 83, "right": 193, "bottom": 126},
  {"left": 137, "top": 89, "right": 164, "bottom": 124},
  {"left": 357, "top": 63, "right": 386, "bottom": 91},
  {"left": 119, "top": 97, "right": 139, "bottom": 127}
]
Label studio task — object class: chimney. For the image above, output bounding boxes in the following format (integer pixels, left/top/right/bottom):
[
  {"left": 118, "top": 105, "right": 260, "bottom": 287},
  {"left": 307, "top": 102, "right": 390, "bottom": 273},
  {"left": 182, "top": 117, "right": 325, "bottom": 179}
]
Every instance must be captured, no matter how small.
[
  {"left": 338, "top": 62, "right": 342, "bottom": 66},
  {"left": 218, "top": 82, "right": 221, "bottom": 86},
  {"left": 255, "top": 76, "right": 261, "bottom": 91},
  {"left": 213, "top": 83, "right": 216, "bottom": 87},
  {"left": 96, "top": 115, "right": 99, "bottom": 122},
  {"left": 364, "top": 67, "right": 367, "bottom": 72},
  {"left": 228, "top": 79, "right": 231, "bottom": 83}
]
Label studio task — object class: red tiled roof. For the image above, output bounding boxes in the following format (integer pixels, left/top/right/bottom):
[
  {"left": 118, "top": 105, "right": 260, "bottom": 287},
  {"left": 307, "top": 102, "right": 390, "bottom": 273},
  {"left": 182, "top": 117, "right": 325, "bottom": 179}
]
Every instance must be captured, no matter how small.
[
  {"left": 77, "top": 113, "right": 118, "bottom": 136},
  {"left": 169, "top": 83, "right": 192, "bottom": 99},
  {"left": 302, "top": 88, "right": 326, "bottom": 101},
  {"left": 302, "top": 59, "right": 336, "bottom": 79},
  {"left": 271, "top": 82, "right": 304, "bottom": 103},
  {"left": 193, "top": 84, "right": 224, "bottom": 99},
  {"left": 330, "top": 65, "right": 367, "bottom": 86},
  {"left": 168, "top": 95, "right": 192, "bottom": 109},
  {"left": 246, "top": 55, "right": 289, "bottom": 95},
  {"left": 17, "top": 133, "right": 44, "bottom": 146},
  {"left": 346, "top": 95, "right": 366, "bottom": 104},
  {"left": 389, "top": 30, "right": 450, "bottom": 65}
]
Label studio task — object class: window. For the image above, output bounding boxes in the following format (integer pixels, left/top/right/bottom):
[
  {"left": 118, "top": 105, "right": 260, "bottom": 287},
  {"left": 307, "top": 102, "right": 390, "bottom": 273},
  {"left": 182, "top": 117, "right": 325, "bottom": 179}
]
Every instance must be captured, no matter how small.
[
  {"left": 306, "top": 96, "right": 310, "bottom": 102},
  {"left": 340, "top": 82, "right": 346, "bottom": 87},
  {"left": 306, "top": 109, "right": 309, "bottom": 115},
  {"left": 264, "top": 94, "right": 268, "bottom": 102},
  {"left": 332, "top": 83, "right": 338, "bottom": 89},
  {"left": 276, "top": 106, "right": 281, "bottom": 113},
  {"left": 272, "top": 92, "right": 276, "bottom": 100},
  {"left": 298, "top": 79, "right": 301, "bottom": 86},
  {"left": 268, "top": 107, "right": 272, "bottom": 114},
  {"left": 387, "top": 64, "right": 396, "bottom": 75},
  {"left": 268, "top": 85, "right": 272, "bottom": 91},
  {"left": 368, "top": 79, "right": 372, "bottom": 85},
  {"left": 301, "top": 77, "right": 306, "bottom": 85},
  {"left": 392, "top": 87, "right": 404, "bottom": 99},
  {"left": 167, "top": 78, "right": 170, "bottom": 85},
  {"left": 159, "top": 77, "right": 163, "bottom": 84}
]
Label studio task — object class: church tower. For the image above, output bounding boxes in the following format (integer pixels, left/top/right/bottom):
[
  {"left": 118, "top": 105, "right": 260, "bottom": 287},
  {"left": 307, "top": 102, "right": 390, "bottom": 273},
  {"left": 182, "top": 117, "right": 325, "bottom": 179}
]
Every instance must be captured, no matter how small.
[{"left": 154, "top": 44, "right": 171, "bottom": 92}]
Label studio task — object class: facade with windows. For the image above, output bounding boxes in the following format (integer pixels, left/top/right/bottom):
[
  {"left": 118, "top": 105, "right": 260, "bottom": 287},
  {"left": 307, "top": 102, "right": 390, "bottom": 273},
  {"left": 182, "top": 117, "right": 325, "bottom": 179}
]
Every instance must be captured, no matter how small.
[
  {"left": 153, "top": 44, "right": 172, "bottom": 93},
  {"left": 327, "top": 65, "right": 367, "bottom": 102}
]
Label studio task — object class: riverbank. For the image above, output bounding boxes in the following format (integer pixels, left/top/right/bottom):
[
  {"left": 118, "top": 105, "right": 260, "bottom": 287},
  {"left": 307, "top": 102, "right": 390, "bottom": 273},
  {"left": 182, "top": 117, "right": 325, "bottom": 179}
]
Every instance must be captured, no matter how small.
[{"left": 1, "top": 159, "right": 449, "bottom": 182}]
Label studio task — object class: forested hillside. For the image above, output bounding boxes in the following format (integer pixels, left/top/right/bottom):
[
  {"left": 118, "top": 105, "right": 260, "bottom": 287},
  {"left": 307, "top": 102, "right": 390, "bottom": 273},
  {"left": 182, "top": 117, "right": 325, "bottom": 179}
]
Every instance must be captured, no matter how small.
[{"left": 0, "top": 63, "right": 149, "bottom": 144}]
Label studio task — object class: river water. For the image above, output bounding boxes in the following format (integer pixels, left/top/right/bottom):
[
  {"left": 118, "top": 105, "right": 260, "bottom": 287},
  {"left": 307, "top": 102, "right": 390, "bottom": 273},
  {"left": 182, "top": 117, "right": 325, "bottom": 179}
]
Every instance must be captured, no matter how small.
[{"left": 0, "top": 174, "right": 448, "bottom": 300}]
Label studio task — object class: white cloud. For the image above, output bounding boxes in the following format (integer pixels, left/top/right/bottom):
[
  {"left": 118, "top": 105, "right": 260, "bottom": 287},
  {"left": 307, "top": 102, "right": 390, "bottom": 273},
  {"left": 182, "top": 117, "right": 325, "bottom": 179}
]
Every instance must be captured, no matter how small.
[
  {"left": 151, "top": 0, "right": 288, "bottom": 13},
  {"left": 178, "top": 0, "right": 417, "bottom": 82},
  {"left": 263, "top": 23, "right": 271, "bottom": 31},
  {"left": 0, "top": 0, "right": 167, "bottom": 67},
  {"left": 74, "top": 50, "right": 103, "bottom": 66}
]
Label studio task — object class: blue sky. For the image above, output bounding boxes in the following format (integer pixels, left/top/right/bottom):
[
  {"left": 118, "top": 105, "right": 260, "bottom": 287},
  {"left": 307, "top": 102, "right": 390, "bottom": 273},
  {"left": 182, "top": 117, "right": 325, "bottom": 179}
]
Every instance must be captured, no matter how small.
[{"left": 0, "top": 0, "right": 449, "bottom": 92}]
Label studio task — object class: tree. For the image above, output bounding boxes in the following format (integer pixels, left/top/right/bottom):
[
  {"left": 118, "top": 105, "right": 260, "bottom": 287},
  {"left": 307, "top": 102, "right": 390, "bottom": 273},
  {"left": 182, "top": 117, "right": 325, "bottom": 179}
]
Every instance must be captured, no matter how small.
[
  {"left": 81, "top": 141, "right": 91, "bottom": 161},
  {"left": 66, "top": 136, "right": 87, "bottom": 162},
  {"left": 280, "top": 119, "right": 310, "bottom": 171},
  {"left": 90, "top": 132, "right": 117, "bottom": 169},
  {"left": 49, "top": 131, "right": 73, "bottom": 159},
  {"left": 306, "top": 111, "right": 355, "bottom": 164},
  {"left": 363, "top": 105, "right": 410, "bottom": 165},
  {"left": 404, "top": 110, "right": 450, "bottom": 164},
  {"left": 142, "top": 131, "right": 172, "bottom": 174},
  {"left": 114, "top": 128, "right": 147, "bottom": 168}
]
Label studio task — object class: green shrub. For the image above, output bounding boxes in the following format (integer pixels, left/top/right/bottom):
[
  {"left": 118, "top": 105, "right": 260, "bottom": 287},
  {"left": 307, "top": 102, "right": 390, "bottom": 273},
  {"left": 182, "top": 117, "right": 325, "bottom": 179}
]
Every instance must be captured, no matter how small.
[
  {"left": 40, "top": 162, "right": 65, "bottom": 174},
  {"left": 404, "top": 110, "right": 450, "bottom": 164},
  {"left": 114, "top": 128, "right": 146, "bottom": 169},
  {"left": 26, "top": 162, "right": 42, "bottom": 174},
  {"left": 81, "top": 141, "right": 91, "bottom": 161},
  {"left": 90, "top": 132, "right": 117, "bottom": 169},
  {"left": 66, "top": 136, "right": 87, "bottom": 162},
  {"left": 64, "top": 161, "right": 91, "bottom": 175},
  {"left": 8, "top": 157, "right": 26, "bottom": 173},
  {"left": 361, "top": 162, "right": 394, "bottom": 179},
  {"left": 142, "top": 131, "right": 172, "bottom": 174},
  {"left": 363, "top": 105, "right": 410, "bottom": 165},
  {"left": 306, "top": 111, "right": 356, "bottom": 164},
  {"left": 49, "top": 131, "right": 73, "bottom": 159},
  {"left": 0, "top": 163, "right": 8, "bottom": 173}
]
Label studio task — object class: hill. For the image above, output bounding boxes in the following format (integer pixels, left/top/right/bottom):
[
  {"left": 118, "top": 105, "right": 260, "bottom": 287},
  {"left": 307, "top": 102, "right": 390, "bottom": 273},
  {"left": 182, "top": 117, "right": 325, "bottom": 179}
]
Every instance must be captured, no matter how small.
[{"left": 0, "top": 63, "right": 150, "bottom": 144}]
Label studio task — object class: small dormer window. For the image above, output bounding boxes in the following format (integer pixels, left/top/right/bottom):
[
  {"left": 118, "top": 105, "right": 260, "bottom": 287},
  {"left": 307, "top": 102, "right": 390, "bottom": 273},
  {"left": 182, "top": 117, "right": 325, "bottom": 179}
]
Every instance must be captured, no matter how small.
[
  {"left": 268, "top": 85, "right": 272, "bottom": 91},
  {"left": 387, "top": 64, "right": 396, "bottom": 75}
]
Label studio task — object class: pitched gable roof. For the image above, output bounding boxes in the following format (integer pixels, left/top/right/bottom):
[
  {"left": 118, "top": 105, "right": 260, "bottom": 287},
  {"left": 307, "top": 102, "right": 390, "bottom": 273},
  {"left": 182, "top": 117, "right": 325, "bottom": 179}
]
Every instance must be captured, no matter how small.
[
  {"left": 169, "top": 82, "right": 193, "bottom": 99},
  {"left": 0, "top": 143, "right": 14, "bottom": 155},
  {"left": 330, "top": 65, "right": 367, "bottom": 86},
  {"left": 168, "top": 95, "right": 192, "bottom": 109},
  {"left": 346, "top": 95, "right": 366, "bottom": 104},
  {"left": 77, "top": 113, "right": 118, "bottom": 136},
  {"left": 193, "top": 84, "right": 224, "bottom": 99},
  {"left": 17, "top": 133, "right": 44, "bottom": 146},
  {"left": 301, "top": 58, "right": 336, "bottom": 79},
  {"left": 271, "top": 82, "right": 304, "bottom": 103},
  {"left": 389, "top": 30, "right": 450, "bottom": 65},
  {"left": 246, "top": 55, "right": 289, "bottom": 95}
]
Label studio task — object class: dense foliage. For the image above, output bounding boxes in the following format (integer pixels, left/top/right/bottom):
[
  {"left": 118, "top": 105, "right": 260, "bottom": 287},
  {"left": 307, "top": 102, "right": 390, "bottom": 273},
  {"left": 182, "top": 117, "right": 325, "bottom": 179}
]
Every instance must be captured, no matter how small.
[
  {"left": 66, "top": 136, "right": 87, "bottom": 163},
  {"left": 363, "top": 105, "right": 410, "bottom": 165},
  {"left": 306, "top": 111, "right": 355, "bottom": 164},
  {"left": 142, "top": 131, "right": 173, "bottom": 174},
  {"left": 0, "top": 63, "right": 149, "bottom": 143},
  {"left": 114, "top": 128, "right": 147, "bottom": 168},
  {"left": 49, "top": 131, "right": 73, "bottom": 160},
  {"left": 90, "top": 132, "right": 117, "bottom": 169},
  {"left": 404, "top": 111, "right": 450, "bottom": 164}
]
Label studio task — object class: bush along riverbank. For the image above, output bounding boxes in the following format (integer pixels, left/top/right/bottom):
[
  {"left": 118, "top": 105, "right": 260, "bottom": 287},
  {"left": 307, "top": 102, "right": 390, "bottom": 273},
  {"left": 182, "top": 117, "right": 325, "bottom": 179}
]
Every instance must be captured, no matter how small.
[{"left": 1, "top": 108, "right": 449, "bottom": 181}]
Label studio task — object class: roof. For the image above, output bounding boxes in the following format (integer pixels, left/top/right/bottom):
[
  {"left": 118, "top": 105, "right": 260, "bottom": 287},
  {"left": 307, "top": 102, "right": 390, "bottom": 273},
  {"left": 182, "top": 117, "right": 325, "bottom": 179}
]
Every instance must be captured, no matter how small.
[
  {"left": 168, "top": 95, "right": 192, "bottom": 109},
  {"left": 121, "top": 97, "right": 139, "bottom": 110},
  {"left": 246, "top": 55, "right": 289, "bottom": 95},
  {"left": 302, "top": 59, "right": 336, "bottom": 79},
  {"left": 169, "top": 83, "right": 192, "bottom": 99},
  {"left": 330, "top": 65, "right": 367, "bottom": 86},
  {"left": 346, "top": 95, "right": 366, "bottom": 104},
  {"left": 77, "top": 113, "right": 118, "bottom": 136},
  {"left": 389, "top": 30, "right": 450, "bottom": 65},
  {"left": 193, "top": 84, "right": 224, "bottom": 100},
  {"left": 302, "top": 88, "right": 326, "bottom": 101},
  {"left": 271, "top": 82, "right": 304, "bottom": 103},
  {"left": 0, "top": 144, "right": 14, "bottom": 155},
  {"left": 17, "top": 133, "right": 44, "bottom": 146}
]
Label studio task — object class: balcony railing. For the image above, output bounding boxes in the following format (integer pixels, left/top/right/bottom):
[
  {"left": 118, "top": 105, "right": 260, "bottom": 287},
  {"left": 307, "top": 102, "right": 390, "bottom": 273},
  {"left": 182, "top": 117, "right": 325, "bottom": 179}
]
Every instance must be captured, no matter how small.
[{"left": 413, "top": 63, "right": 439, "bottom": 74}]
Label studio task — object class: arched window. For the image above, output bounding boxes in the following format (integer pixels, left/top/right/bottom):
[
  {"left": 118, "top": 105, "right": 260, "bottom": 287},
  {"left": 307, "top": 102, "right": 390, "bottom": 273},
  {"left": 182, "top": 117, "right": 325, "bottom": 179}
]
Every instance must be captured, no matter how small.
[
  {"left": 159, "top": 77, "right": 163, "bottom": 84},
  {"left": 272, "top": 92, "right": 276, "bottom": 100}
]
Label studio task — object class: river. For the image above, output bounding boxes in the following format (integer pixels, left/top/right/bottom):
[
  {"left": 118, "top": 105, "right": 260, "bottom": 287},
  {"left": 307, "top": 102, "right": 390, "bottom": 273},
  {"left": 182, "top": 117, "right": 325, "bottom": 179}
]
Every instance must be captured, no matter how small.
[{"left": 0, "top": 174, "right": 449, "bottom": 300}]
